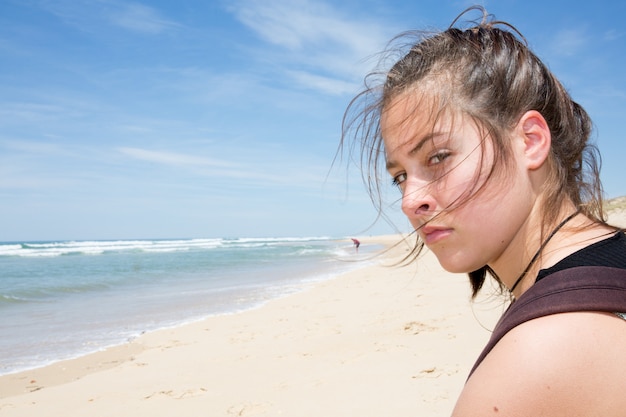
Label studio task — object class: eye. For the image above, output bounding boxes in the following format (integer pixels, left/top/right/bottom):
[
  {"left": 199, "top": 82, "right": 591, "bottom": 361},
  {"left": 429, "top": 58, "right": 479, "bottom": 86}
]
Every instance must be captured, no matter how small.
[
  {"left": 427, "top": 150, "right": 451, "bottom": 166},
  {"left": 391, "top": 172, "right": 407, "bottom": 188}
]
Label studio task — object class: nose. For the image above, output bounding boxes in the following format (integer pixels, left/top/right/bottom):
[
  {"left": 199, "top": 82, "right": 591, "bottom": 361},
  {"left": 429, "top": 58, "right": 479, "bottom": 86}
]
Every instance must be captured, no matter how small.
[{"left": 401, "top": 179, "right": 436, "bottom": 221}]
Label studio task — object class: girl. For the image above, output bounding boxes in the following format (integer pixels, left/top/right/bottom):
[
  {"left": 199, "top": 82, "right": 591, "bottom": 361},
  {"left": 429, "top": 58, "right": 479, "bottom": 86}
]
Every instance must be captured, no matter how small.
[{"left": 341, "top": 6, "right": 626, "bottom": 416}]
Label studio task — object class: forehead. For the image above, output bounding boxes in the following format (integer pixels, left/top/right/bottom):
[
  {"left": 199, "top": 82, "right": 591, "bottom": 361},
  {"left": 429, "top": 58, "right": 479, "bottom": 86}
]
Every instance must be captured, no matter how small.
[
  {"left": 381, "top": 93, "right": 432, "bottom": 136},
  {"left": 381, "top": 92, "right": 454, "bottom": 150}
]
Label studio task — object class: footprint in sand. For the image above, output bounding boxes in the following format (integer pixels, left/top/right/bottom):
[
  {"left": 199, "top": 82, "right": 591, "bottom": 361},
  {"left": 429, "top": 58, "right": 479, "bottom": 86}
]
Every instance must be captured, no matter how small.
[
  {"left": 403, "top": 321, "right": 437, "bottom": 334},
  {"left": 412, "top": 366, "right": 459, "bottom": 379},
  {"left": 227, "top": 402, "right": 267, "bottom": 416},
  {"left": 144, "top": 387, "right": 207, "bottom": 400}
]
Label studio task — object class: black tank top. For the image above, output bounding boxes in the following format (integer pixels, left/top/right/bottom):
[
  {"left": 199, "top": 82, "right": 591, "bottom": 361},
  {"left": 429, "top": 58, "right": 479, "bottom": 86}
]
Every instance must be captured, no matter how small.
[{"left": 536, "top": 230, "right": 626, "bottom": 282}]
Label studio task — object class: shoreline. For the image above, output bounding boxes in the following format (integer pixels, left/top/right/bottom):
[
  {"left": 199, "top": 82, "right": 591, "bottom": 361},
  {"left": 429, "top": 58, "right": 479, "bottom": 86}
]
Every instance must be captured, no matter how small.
[
  {"left": 0, "top": 236, "right": 375, "bottom": 378},
  {"left": 0, "top": 235, "right": 408, "bottom": 391}
]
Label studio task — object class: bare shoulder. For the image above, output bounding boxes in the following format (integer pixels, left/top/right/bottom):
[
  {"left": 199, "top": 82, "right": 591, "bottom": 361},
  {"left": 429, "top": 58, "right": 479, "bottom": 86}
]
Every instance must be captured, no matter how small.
[{"left": 452, "top": 311, "right": 626, "bottom": 417}]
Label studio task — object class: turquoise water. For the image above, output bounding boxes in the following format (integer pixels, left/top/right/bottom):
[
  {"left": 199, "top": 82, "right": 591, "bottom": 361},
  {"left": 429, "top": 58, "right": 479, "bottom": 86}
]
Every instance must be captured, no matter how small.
[{"left": 0, "top": 237, "right": 374, "bottom": 375}]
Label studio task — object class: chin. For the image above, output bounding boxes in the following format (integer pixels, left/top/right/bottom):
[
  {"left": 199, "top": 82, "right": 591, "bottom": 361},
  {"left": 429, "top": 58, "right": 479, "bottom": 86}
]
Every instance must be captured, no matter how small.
[
  {"left": 440, "top": 265, "right": 471, "bottom": 274},
  {"left": 434, "top": 254, "right": 479, "bottom": 274}
]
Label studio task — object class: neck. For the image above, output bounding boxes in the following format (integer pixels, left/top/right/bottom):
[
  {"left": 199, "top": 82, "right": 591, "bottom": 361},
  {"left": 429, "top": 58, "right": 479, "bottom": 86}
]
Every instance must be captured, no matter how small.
[
  {"left": 508, "top": 210, "right": 580, "bottom": 295},
  {"left": 488, "top": 202, "right": 579, "bottom": 297}
]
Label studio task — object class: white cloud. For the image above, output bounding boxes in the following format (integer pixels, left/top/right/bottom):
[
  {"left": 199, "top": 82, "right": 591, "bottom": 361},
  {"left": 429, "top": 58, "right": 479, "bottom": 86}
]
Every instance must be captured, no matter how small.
[
  {"left": 116, "top": 146, "right": 333, "bottom": 189},
  {"left": 286, "top": 70, "right": 359, "bottom": 95},
  {"left": 35, "top": 0, "right": 178, "bottom": 35},
  {"left": 106, "top": 3, "right": 179, "bottom": 34},
  {"left": 0, "top": 101, "right": 78, "bottom": 124},
  {"left": 230, "top": 0, "right": 385, "bottom": 54},
  {"left": 0, "top": 138, "right": 62, "bottom": 154},
  {"left": 118, "top": 147, "right": 236, "bottom": 168},
  {"left": 227, "top": 0, "right": 392, "bottom": 91},
  {"left": 551, "top": 28, "right": 588, "bottom": 56},
  {"left": 604, "top": 29, "right": 624, "bottom": 42}
]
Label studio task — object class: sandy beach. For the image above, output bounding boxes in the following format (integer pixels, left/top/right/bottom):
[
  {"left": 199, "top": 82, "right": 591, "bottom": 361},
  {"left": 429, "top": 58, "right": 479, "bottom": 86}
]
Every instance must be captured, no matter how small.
[{"left": 1, "top": 210, "right": 624, "bottom": 417}]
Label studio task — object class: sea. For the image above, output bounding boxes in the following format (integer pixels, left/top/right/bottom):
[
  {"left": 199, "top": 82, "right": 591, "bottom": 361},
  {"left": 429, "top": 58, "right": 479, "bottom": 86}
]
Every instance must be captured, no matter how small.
[{"left": 0, "top": 236, "right": 378, "bottom": 376}]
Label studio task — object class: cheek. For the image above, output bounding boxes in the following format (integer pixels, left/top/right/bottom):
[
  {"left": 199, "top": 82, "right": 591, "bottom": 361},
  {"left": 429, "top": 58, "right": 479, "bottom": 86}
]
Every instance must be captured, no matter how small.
[
  {"left": 443, "top": 146, "right": 503, "bottom": 208},
  {"left": 433, "top": 165, "right": 485, "bottom": 208}
]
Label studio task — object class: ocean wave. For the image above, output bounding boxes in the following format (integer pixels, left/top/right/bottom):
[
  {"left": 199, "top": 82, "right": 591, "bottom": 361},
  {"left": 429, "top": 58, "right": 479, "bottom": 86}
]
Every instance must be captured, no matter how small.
[
  {"left": 0, "top": 237, "right": 338, "bottom": 258},
  {"left": 0, "top": 294, "right": 30, "bottom": 304},
  {"left": 0, "top": 238, "right": 225, "bottom": 258},
  {"left": 223, "top": 236, "right": 333, "bottom": 245}
]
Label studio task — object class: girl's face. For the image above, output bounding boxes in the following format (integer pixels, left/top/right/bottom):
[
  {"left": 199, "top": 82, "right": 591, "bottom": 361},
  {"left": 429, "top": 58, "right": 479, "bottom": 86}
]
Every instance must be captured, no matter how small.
[{"left": 381, "top": 94, "right": 536, "bottom": 275}]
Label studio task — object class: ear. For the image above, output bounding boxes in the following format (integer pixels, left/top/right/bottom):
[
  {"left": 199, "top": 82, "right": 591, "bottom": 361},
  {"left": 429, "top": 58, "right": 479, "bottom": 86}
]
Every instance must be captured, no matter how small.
[{"left": 516, "top": 110, "right": 551, "bottom": 170}]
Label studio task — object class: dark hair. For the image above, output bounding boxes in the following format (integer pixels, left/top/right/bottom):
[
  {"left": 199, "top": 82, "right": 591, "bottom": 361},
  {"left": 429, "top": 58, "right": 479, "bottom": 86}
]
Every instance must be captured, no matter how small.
[{"left": 340, "top": 6, "right": 608, "bottom": 297}]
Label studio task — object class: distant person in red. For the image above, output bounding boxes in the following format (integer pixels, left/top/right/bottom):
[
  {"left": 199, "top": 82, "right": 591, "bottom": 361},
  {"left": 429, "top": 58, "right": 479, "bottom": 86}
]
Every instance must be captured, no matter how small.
[{"left": 351, "top": 238, "right": 360, "bottom": 252}]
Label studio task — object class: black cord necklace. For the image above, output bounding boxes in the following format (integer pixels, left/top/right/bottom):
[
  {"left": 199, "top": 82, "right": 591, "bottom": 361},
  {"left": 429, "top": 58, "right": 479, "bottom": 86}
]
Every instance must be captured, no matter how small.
[{"left": 509, "top": 211, "right": 580, "bottom": 294}]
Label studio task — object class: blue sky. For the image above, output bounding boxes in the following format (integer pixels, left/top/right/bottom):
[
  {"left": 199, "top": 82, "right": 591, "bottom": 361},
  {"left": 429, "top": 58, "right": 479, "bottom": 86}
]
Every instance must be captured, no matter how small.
[{"left": 1, "top": 0, "right": 624, "bottom": 241}]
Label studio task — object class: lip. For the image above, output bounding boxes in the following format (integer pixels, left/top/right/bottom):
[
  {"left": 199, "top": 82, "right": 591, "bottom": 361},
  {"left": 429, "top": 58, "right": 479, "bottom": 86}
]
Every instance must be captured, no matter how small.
[{"left": 420, "top": 225, "right": 453, "bottom": 245}]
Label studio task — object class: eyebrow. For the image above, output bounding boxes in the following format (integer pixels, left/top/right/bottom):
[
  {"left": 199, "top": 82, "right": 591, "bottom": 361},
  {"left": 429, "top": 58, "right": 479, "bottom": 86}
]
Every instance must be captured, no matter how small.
[{"left": 385, "top": 132, "right": 440, "bottom": 171}]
